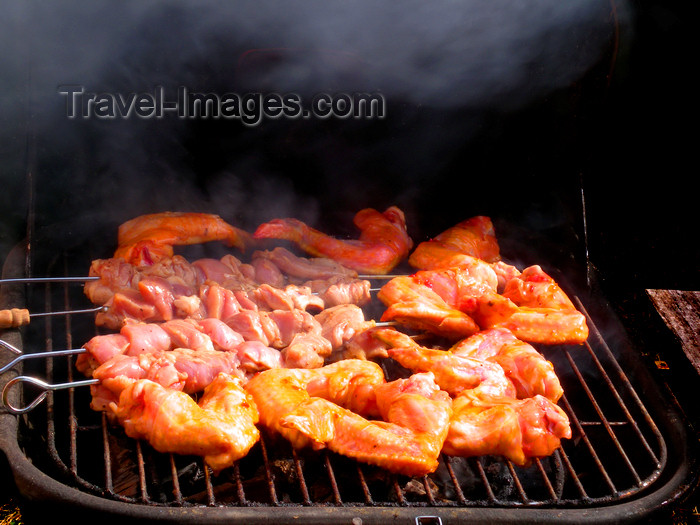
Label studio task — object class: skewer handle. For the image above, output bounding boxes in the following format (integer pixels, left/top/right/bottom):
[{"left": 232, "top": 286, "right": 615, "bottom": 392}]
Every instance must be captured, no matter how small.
[
  {"left": 0, "top": 308, "right": 30, "bottom": 329},
  {"left": 2, "top": 375, "right": 98, "bottom": 414}
]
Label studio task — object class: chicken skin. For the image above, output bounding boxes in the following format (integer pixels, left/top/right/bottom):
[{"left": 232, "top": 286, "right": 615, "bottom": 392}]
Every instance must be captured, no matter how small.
[
  {"left": 377, "top": 276, "right": 481, "bottom": 339},
  {"left": 110, "top": 373, "right": 259, "bottom": 472},
  {"left": 114, "top": 212, "right": 253, "bottom": 266},
  {"left": 378, "top": 266, "right": 588, "bottom": 345},
  {"left": 444, "top": 391, "right": 571, "bottom": 466},
  {"left": 245, "top": 362, "right": 452, "bottom": 476},
  {"left": 253, "top": 207, "right": 413, "bottom": 274},
  {"left": 408, "top": 216, "right": 501, "bottom": 269},
  {"left": 450, "top": 328, "right": 563, "bottom": 402}
]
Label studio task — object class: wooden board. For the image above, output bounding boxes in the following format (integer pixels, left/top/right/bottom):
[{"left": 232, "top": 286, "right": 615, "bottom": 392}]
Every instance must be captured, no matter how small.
[{"left": 646, "top": 289, "right": 700, "bottom": 374}]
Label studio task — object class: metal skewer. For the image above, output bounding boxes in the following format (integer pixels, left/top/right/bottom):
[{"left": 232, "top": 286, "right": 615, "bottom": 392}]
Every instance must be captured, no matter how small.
[
  {"left": 0, "top": 347, "right": 87, "bottom": 375},
  {"left": 0, "top": 276, "right": 99, "bottom": 285}
]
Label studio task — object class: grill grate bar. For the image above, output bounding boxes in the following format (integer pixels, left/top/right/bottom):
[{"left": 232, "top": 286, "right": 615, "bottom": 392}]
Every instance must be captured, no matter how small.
[
  {"left": 444, "top": 456, "right": 468, "bottom": 504},
  {"left": 355, "top": 464, "right": 374, "bottom": 504},
  {"left": 323, "top": 452, "right": 343, "bottom": 505},
  {"left": 576, "top": 299, "right": 664, "bottom": 468},
  {"left": 559, "top": 389, "right": 618, "bottom": 494},
  {"left": 170, "top": 454, "right": 184, "bottom": 504},
  {"left": 505, "top": 461, "right": 529, "bottom": 504},
  {"left": 472, "top": 458, "right": 497, "bottom": 504},
  {"left": 564, "top": 348, "right": 641, "bottom": 485},
  {"left": 102, "top": 411, "right": 115, "bottom": 493},
  {"left": 534, "top": 458, "right": 558, "bottom": 501},
  {"left": 135, "top": 440, "right": 149, "bottom": 503},
  {"left": 258, "top": 435, "right": 279, "bottom": 505},
  {"left": 291, "top": 447, "right": 312, "bottom": 505},
  {"left": 203, "top": 465, "right": 216, "bottom": 506},
  {"left": 556, "top": 446, "right": 590, "bottom": 500}
]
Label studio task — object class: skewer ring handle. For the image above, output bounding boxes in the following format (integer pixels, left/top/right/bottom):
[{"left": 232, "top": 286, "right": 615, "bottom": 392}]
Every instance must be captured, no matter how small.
[{"left": 2, "top": 375, "right": 98, "bottom": 414}]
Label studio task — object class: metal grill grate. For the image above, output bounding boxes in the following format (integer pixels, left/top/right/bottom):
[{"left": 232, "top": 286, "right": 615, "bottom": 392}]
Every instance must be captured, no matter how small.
[{"left": 10, "top": 253, "right": 669, "bottom": 516}]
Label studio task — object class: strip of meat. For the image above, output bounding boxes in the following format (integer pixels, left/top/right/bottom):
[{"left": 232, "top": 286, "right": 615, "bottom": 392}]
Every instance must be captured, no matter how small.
[
  {"left": 110, "top": 373, "right": 259, "bottom": 472},
  {"left": 253, "top": 206, "right": 413, "bottom": 275},
  {"left": 92, "top": 347, "right": 244, "bottom": 396},
  {"left": 409, "top": 216, "right": 501, "bottom": 269},
  {"left": 451, "top": 327, "right": 563, "bottom": 402},
  {"left": 114, "top": 212, "right": 253, "bottom": 266},
  {"left": 443, "top": 391, "right": 571, "bottom": 466},
  {"left": 86, "top": 250, "right": 368, "bottom": 310},
  {"left": 253, "top": 247, "right": 358, "bottom": 280},
  {"left": 95, "top": 280, "right": 324, "bottom": 330}
]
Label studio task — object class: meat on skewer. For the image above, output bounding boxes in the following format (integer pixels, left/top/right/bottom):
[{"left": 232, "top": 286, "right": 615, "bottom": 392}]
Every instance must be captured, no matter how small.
[
  {"left": 253, "top": 206, "right": 413, "bottom": 275},
  {"left": 86, "top": 252, "right": 371, "bottom": 329}
]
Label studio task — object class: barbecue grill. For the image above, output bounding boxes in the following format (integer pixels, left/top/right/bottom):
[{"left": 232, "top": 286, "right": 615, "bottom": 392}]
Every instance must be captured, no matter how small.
[{"left": 1, "top": 0, "right": 698, "bottom": 523}]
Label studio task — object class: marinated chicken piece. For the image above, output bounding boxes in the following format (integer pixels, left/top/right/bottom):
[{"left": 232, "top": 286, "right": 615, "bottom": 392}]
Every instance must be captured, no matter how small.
[
  {"left": 226, "top": 308, "right": 322, "bottom": 350},
  {"left": 246, "top": 364, "right": 452, "bottom": 476},
  {"left": 253, "top": 206, "right": 413, "bottom": 274},
  {"left": 110, "top": 373, "right": 259, "bottom": 472},
  {"left": 328, "top": 325, "right": 393, "bottom": 362},
  {"left": 77, "top": 322, "right": 171, "bottom": 375},
  {"left": 280, "top": 332, "right": 332, "bottom": 369},
  {"left": 377, "top": 276, "right": 481, "bottom": 339},
  {"left": 379, "top": 267, "right": 588, "bottom": 345},
  {"left": 443, "top": 391, "right": 571, "bottom": 466},
  {"left": 92, "top": 347, "right": 245, "bottom": 397},
  {"left": 114, "top": 212, "right": 253, "bottom": 266},
  {"left": 409, "top": 216, "right": 501, "bottom": 269},
  {"left": 313, "top": 372, "right": 452, "bottom": 476},
  {"left": 451, "top": 327, "right": 563, "bottom": 402},
  {"left": 501, "top": 265, "right": 577, "bottom": 310},
  {"left": 374, "top": 329, "right": 515, "bottom": 398},
  {"left": 294, "top": 359, "right": 387, "bottom": 416},
  {"left": 465, "top": 292, "right": 589, "bottom": 345},
  {"left": 245, "top": 367, "right": 337, "bottom": 450}
]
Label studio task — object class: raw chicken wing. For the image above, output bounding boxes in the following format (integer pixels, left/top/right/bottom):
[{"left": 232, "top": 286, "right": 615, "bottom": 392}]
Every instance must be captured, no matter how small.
[
  {"left": 253, "top": 206, "right": 413, "bottom": 274},
  {"left": 451, "top": 327, "right": 563, "bottom": 402},
  {"left": 444, "top": 391, "right": 571, "bottom": 466},
  {"left": 114, "top": 212, "right": 253, "bottom": 266},
  {"left": 110, "top": 373, "right": 259, "bottom": 472},
  {"left": 409, "top": 216, "right": 501, "bottom": 269}
]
